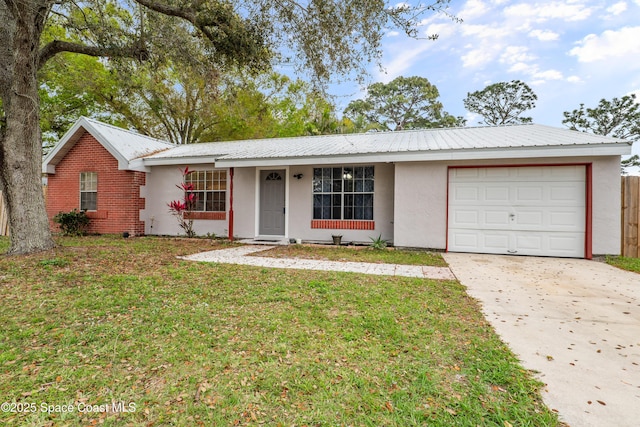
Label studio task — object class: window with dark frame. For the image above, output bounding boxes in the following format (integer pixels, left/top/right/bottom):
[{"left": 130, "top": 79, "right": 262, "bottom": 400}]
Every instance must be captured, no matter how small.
[
  {"left": 79, "top": 172, "right": 97, "bottom": 211},
  {"left": 313, "top": 166, "right": 374, "bottom": 220},
  {"left": 184, "top": 170, "right": 227, "bottom": 212}
]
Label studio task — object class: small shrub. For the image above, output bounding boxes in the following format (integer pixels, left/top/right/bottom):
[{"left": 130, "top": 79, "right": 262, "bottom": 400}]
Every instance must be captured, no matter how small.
[
  {"left": 53, "top": 209, "right": 90, "bottom": 236},
  {"left": 370, "top": 234, "right": 388, "bottom": 250}
]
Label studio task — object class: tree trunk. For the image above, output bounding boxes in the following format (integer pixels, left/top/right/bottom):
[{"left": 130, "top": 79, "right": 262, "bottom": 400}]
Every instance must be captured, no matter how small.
[{"left": 0, "top": 1, "right": 55, "bottom": 255}]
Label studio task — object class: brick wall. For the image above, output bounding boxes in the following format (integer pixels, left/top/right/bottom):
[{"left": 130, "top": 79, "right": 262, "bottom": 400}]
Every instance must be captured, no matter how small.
[{"left": 46, "top": 131, "right": 146, "bottom": 235}]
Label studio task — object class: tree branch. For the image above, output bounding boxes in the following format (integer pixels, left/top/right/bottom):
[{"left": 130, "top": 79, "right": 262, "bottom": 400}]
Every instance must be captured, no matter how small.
[
  {"left": 38, "top": 40, "right": 148, "bottom": 69},
  {"left": 132, "top": 0, "right": 219, "bottom": 43}
]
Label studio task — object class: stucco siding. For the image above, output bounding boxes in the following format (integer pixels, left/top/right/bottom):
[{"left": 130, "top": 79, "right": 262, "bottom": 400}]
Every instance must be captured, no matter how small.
[
  {"left": 287, "top": 163, "right": 395, "bottom": 244},
  {"left": 393, "top": 162, "right": 448, "bottom": 249},
  {"left": 231, "top": 167, "right": 257, "bottom": 239},
  {"left": 142, "top": 164, "right": 229, "bottom": 237},
  {"left": 591, "top": 156, "right": 621, "bottom": 255}
]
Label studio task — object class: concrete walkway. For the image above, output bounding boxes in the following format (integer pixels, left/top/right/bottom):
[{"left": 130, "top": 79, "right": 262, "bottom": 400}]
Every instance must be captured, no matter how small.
[
  {"left": 443, "top": 253, "right": 640, "bottom": 427},
  {"left": 181, "top": 245, "right": 455, "bottom": 280}
]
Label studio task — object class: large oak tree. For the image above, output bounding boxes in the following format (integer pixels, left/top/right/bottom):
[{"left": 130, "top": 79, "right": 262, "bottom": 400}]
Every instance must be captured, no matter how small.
[{"left": 0, "top": 0, "right": 454, "bottom": 255}]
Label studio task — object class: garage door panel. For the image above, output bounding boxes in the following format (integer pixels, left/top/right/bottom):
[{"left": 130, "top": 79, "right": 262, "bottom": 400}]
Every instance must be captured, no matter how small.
[
  {"left": 484, "top": 210, "right": 511, "bottom": 226},
  {"left": 550, "top": 209, "right": 585, "bottom": 228},
  {"left": 485, "top": 186, "right": 510, "bottom": 202},
  {"left": 548, "top": 234, "right": 584, "bottom": 254},
  {"left": 513, "top": 232, "right": 584, "bottom": 256},
  {"left": 515, "top": 185, "right": 544, "bottom": 203},
  {"left": 452, "top": 210, "right": 479, "bottom": 226},
  {"left": 448, "top": 166, "right": 586, "bottom": 258},
  {"left": 449, "top": 229, "right": 510, "bottom": 254},
  {"left": 514, "top": 210, "right": 543, "bottom": 227},
  {"left": 515, "top": 167, "right": 545, "bottom": 179},
  {"left": 515, "top": 234, "right": 543, "bottom": 251},
  {"left": 483, "top": 232, "right": 510, "bottom": 251},
  {"left": 450, "top": 231, "right": 479, "bottom": 249},
  {"left": 452, "top": 185, "right": 480, "bottom": 202},
  {"left": 550, "top": 183, "right": 585, "bottom": 203},
  {"left": 548, "top": 165, "right": 584, "bottom": 180},
  {"left": 484, "top": 168, "right": 511, "bottom": 179},
  {"left": 453, "top": 168, "right": 481, "bottom": 179}
]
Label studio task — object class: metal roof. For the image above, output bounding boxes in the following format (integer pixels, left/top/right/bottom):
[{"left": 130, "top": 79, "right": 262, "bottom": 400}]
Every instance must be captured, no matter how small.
[
  {"left": 44, "top": 119, "right": 633, "bottom": 172},
  {"left": 143, "top": 123, "right": 632, "bottom": 167},
  {"left": 43, "top": 117, "right": 174, "bottom": 173}
]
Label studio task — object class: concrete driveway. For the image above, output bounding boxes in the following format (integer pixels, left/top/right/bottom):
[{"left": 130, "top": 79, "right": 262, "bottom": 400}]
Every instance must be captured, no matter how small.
[{"left": 443, "top": 253, "right": 640, "bottom": 427}]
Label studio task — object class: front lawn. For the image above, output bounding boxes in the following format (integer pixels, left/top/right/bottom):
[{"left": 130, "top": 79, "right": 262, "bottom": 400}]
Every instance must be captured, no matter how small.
[
  {"left": 606, "top": 255, "right": 640, "bottom": 273},
  {"left": 254, "top": 244, "right": 448, "bottom": 267},
  {"left": 0, "top": 236, "right": 559, "bottom": 426}
]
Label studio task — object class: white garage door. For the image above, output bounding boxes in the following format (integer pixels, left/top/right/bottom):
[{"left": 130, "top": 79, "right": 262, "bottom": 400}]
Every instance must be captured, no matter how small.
[{"left": 448, "top": 166, "right": 586, "bottom": 258}]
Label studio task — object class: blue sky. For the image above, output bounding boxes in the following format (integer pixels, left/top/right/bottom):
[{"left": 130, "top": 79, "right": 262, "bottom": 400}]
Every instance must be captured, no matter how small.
[{"left": 331, "top": 0, "right": 640, "bottom": 150}]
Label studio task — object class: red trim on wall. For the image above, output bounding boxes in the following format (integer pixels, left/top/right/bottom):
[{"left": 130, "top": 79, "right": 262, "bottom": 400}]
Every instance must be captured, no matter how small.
[
  {"left": 228, "top": 167, "right": 234, "bottom": 241},
  {"left": 447, "top": 163, "right": 592, "bottom": 259},
  {"left": 445, "top": 169, "right": 450, "bottom": 253},
  {"left": 449, "top": 162, "right": 591, "bottom": 169},
  {"left": 184, "top": 211, "right": 226, "bottom": 220},
  {"left": 585, "top": 163, "right": 593, "bottom": 259},
  {"left": 311, "top": 220, "right": 375, "bottom": 230}
]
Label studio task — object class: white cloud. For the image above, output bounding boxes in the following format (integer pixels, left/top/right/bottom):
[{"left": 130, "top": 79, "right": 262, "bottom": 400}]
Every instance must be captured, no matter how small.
[
  {"left": 607, "top": 1, "right": 627, "bottom": 15},
  {"left": 459, "top": 0, "right": 490, "bottom": 20},
  {"left": 453, "top": 21, "right": 515, "bottom": 69},
  {"left": 504, "top": 1, "right": 593, "bottom": 23},
  {"left": 508, "top": 62, "right": 537, "bottom": 73},
  {"left": 377, "top": 42, "right": 432, "bottom": 80},
  {"left": 532, "top": 69, "right": 564, "bottom": 80},
  {"left": 461, "top": 48, "right": 497, "bottom": 68},
  {"left": 569, "top": 26, "right": 640, "bottom": 62},
  {"left": 529, "top": 29, "right": 560, "bottom": 41},
  {"left": 567, "top": 75, "right": 584, "bottom": 83},
  {"left": 500, "top": 46, "right": 537, "bottom": 64},
  {"left": 386, "top": 30, "right": 400, "bottom": 37},
  {"left": 459, "top": 23, "right": 509, "bottom": 38}
]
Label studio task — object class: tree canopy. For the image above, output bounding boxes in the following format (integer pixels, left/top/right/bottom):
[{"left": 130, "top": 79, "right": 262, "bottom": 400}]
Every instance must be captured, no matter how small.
[
  {"left": 0, "top": 0, "right": 456, "bottom": 254},
  {"left": 563, "top": 93, "right": 640, "bottom": 173},
  {"left": 343, "top": 75, "right": 465, "bottom": 131},
  {"left": 463, "top": 80, "right": 537, "bottom": 125}
]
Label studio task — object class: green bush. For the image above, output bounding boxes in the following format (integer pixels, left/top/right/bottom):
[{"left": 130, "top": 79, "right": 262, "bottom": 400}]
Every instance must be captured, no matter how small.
[
  {"left": 369, "top": 234, "right": 388, "bottom": 250},
  {"left": 53, "top": 209, "right": 90, "bottom": 236}
]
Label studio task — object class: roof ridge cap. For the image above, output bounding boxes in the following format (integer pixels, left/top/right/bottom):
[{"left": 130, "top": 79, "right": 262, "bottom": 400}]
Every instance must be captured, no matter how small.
[{"left": 82, "top": 117, "right": 174, "bottom": 146}]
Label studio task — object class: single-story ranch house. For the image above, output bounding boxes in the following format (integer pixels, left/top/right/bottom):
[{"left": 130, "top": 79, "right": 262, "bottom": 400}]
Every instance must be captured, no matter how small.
[{"left": 43, "top": 117, "right": 632, "bottom": 259}]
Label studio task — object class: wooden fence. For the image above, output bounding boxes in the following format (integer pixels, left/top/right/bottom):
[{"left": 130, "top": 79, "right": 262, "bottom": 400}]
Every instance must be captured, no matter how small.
[
  {"left": 621, "top": 176, "right": 640, "bottom": 258},
  {"left": 0, "top": 191, "right": 8, "bottom": 236}
]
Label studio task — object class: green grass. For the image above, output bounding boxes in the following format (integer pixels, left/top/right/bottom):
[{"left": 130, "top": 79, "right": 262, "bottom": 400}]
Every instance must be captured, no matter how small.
[
  {"left": 606, "top": 255, "right": 640, "bottom": 273},
  {"left": 254, "top": 244, "right": 448, "bottom": 267},
  {"left": 0, "top": 236, "right": 559, "bottom": 426}
]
